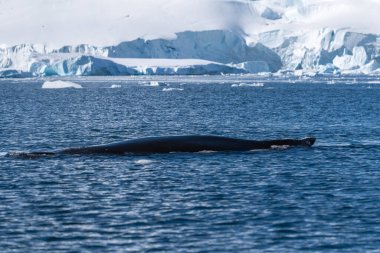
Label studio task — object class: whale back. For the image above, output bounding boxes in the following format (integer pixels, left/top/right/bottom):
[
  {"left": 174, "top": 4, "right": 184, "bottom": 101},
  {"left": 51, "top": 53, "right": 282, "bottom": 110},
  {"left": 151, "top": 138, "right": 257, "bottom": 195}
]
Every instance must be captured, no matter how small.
[{"left": 59, "top": 135, "right": 316, "bottom": 154}]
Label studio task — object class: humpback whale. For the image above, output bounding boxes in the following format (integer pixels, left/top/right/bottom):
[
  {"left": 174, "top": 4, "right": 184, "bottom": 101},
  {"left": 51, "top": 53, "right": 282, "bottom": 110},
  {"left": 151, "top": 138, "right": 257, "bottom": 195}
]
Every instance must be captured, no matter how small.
[{"left": 8, "top": 135, "right": 316, "bottom": 157}]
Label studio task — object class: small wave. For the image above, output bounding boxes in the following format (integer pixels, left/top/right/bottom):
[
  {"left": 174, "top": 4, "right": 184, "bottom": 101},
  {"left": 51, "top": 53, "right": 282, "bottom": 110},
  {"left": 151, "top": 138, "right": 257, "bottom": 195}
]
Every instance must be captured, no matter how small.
[
  {"left": 42, "top": 80, "right": 83, "bottom": 89},
  {"left": 0, "top": 152, "right": 7, "bottom": 157},
  {"left": 316, "top": 141, "right": 380, "bottom": 149},
  {"left": 361, "top": 140, "right": 380, "bottom": 146},
  {"left": 366, "top": 81, "right": 380, "bottom": 84},
  {"left": 317, "top": 143, "right": 352, "bottom": 147},
  {"left": 197, "top": 150, "right": 217, "bottom": 154},
  {"left": 110, "top": 84, "right": 122, "bottom": 88},
  {"left": 134, "top": 159, "right": 154, "bottom": 165},
  {"left": 231, "top": 82, "right": 264, "bottom": 87},
  {"left": 5, "top": 151, "right": 55, "bottom": 159},
  {"left": 162, "top": 88, "right": 184, "bottom": 92}
]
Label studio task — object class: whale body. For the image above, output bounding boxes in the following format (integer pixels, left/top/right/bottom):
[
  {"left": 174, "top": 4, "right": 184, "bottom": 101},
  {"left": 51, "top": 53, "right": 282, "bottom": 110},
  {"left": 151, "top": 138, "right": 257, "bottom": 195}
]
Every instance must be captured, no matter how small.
[{"left": 13, "top": 135, "right": 316, "bottom": 157}]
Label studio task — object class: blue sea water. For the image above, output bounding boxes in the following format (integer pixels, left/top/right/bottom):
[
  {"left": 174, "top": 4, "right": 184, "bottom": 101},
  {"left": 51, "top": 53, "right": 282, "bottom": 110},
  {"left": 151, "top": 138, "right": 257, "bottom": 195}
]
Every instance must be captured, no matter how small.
[{"left": 1, "top": 76, "right": 380, "bottom": 252}]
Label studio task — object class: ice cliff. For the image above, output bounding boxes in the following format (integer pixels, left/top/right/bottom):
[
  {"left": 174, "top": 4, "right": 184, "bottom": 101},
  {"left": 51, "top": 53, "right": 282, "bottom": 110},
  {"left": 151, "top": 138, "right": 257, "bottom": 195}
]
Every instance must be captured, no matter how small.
[
  {"left": 269, "top": 29, "right": 380, "bottom": 74},
  {"left": 0, "top": 30, "right": 279, "bottom": 77},
  {"left": 1, "top": 0, "right": 380, "bottom": 77}
]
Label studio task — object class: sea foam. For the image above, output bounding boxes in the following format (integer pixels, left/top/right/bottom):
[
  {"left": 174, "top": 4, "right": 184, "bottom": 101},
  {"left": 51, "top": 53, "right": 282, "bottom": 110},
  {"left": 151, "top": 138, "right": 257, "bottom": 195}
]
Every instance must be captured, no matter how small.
[{"left": 134, "top": 159, "right": 154, "bottom": 165}]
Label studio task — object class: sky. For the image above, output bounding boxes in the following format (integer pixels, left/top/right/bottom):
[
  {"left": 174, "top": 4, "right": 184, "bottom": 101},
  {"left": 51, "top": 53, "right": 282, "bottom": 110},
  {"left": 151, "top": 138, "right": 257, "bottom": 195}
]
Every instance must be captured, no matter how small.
[{"left": 0, "top": 0, "right": 379, "bottom": 47}]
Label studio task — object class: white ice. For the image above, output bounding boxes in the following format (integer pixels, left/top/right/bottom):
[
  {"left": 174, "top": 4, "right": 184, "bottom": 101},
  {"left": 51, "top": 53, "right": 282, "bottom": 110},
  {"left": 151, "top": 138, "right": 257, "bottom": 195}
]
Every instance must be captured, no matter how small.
[{"left": 42, "top": 80, "right": 83, "bottom": 89}]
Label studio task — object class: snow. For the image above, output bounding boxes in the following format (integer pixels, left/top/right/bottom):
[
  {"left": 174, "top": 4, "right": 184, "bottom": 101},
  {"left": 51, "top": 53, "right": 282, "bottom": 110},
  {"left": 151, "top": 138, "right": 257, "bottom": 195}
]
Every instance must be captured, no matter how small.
[
  {"left": 42, "top": 80, "right": 83, "bottom": 89},
  {"left": 0, "top": 0, "right": 232, "bottom": 47},
  {"left": 111, "top": 58, "right": 215, "bottom": 68},
  {"left": 2, "top": 0, "right": 379, "bottom": 47}
]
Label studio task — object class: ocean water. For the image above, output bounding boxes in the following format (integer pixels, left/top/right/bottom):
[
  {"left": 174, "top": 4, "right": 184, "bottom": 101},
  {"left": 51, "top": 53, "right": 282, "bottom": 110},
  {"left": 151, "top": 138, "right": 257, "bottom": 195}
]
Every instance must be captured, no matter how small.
[{"left": 1, "top": 76, "right": 380, "bottom": 252}]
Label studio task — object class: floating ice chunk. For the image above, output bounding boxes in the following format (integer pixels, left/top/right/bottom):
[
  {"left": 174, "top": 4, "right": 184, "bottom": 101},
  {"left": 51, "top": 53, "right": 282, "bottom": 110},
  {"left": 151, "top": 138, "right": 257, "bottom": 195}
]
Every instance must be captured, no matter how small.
[
  {"left": 42, "top": 80, "right": 82, "bottom": 89},
  {"left": 326, "top": 80, "right": 336, "bottom": 85},
  {"left": 149, "top": 81, "right": 168, "bottom": 87},
  {"left": 149, "top": 81, "right": 159, "bottom": 86}
]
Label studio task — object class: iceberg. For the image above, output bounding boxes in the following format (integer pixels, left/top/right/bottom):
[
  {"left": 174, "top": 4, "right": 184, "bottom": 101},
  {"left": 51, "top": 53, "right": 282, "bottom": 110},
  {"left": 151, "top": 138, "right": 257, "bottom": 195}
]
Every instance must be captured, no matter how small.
[
  {"left": 0, "top": 69, "right": 32, "bottom": 78},
  {"left": 35, "top": 55, "right": 139, "bottom": 76}
]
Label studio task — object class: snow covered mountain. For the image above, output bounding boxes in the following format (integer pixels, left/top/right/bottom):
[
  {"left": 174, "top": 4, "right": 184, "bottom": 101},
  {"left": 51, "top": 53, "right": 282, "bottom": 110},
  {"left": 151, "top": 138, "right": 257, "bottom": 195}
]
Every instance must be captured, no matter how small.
[{"left": 1, "top": 0, "right": 380, "bottom": 77}]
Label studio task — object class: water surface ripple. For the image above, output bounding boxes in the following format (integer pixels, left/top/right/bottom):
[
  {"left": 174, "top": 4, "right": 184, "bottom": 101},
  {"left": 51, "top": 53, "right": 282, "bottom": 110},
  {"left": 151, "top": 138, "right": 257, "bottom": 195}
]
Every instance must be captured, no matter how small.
[{"left": 1, "top": 76, "right": 380, "bottom": 252}]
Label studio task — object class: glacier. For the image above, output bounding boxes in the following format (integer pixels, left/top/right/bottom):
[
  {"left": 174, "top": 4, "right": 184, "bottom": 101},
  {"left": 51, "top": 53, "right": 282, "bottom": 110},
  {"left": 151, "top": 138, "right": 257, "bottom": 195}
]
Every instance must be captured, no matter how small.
[
  {"left": 0, "top": 31, "right": 277, "bottom": 77},
  {"left": 1, "top": 0, "right": 380, "bottom": 77}
]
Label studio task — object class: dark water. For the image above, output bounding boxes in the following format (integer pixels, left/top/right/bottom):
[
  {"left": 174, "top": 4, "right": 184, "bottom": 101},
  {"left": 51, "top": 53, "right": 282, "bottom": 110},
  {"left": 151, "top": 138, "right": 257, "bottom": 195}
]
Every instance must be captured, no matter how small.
[{"left": 1, "top": 76, "right": 380, "bottom": 252}]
